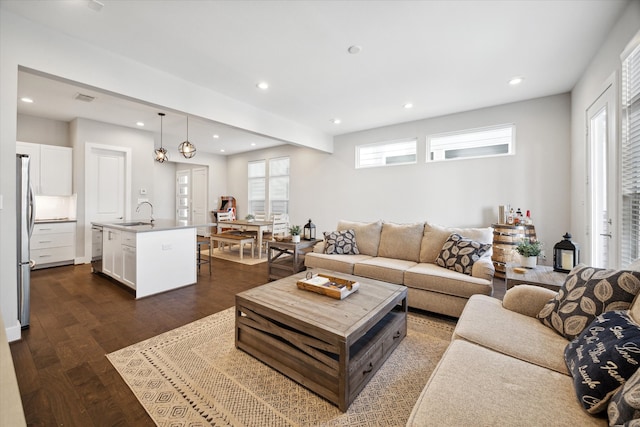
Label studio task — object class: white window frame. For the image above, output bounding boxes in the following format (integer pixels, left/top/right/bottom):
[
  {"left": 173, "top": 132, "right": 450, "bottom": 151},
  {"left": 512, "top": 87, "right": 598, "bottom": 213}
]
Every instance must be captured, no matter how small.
[
  {"left": 427, "top": 124, "right": 515, "bottom": 162},
  {"left": 247, "top": 157, "right": 290, "bottom": 217},
  {"left": 355, "top": 138, "right": 417, "bottom": 169}
]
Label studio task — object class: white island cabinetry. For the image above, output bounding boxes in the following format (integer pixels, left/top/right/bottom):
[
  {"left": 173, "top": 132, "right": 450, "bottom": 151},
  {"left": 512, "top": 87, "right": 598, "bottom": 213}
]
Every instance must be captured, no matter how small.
[{"left": 96, "top": 221, "right": 199, "bottom": 298}]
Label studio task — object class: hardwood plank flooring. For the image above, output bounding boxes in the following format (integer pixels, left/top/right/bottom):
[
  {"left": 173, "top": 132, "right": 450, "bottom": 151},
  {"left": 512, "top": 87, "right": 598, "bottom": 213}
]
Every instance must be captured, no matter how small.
[{"left": 10, "top": 258, "right": 506, "bottom": 426}]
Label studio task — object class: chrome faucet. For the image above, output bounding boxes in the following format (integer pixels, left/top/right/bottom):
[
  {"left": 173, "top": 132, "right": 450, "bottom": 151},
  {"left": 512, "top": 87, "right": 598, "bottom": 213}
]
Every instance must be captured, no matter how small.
[{"left": 136, "top": 201, "right": 154, "bottom": 223}]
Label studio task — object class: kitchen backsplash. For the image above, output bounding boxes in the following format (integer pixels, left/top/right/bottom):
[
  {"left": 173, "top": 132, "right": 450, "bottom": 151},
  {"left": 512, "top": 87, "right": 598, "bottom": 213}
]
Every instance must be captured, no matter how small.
[{"left": 35, "top": 194, "right": 77, "bottom": 221}]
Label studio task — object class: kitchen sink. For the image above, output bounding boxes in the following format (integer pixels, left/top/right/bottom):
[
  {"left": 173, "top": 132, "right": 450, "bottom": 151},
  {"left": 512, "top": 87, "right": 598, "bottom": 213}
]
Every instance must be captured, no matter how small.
[{"left": 119, "top": 221, "right": 152, "bottom": 226}]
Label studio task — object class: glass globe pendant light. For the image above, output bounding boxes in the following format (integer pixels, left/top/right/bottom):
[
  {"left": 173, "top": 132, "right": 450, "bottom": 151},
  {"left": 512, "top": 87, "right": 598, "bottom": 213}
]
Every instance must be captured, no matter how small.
[
  {"left": 178, "top": 116, "right": 196, "bottom": 159},
  {"left": 154, "top": 112, "right": 168, "bottom": 163}
]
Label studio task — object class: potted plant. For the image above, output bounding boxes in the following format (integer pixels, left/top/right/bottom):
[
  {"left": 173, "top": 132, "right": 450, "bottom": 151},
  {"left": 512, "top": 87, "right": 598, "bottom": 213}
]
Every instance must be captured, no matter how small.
[
  {"left": 245, "top": 214, "right": 255, "bottom": 222},
  {"left": 515, "top": 239, "right": 542, "bottom": 268},
  {"left": 289, "top": 225, "right": 301, "bottom": 243}
]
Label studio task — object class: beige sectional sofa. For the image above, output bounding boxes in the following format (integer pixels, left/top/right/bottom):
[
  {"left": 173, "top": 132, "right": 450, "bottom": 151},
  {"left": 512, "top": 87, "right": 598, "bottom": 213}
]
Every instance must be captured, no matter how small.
[
  {"left": 304, "top": 219, "right": 495, "bottom": 317},
  {"left": 407, "top": 263, "right": 640, "bottom": 426}
]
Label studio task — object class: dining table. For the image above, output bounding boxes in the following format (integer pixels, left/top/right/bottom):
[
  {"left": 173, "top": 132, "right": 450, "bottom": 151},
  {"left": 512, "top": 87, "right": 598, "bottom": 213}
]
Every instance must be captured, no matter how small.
[{"left": 215, "top": 219, "right": 274, "bottom": 259}]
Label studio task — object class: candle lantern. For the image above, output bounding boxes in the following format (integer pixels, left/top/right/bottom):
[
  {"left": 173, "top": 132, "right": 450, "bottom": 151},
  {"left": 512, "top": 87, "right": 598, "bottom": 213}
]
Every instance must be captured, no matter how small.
[
  {"left": 553, "top": 232, "right": 580, "bottom": 273},
  {"left": 303, "top": 219, "right": 316, "bottom": 240}
]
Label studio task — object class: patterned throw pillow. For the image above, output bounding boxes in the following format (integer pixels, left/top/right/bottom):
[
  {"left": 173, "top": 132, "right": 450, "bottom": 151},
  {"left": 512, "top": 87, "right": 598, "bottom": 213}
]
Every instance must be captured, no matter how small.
[
  {"left": 608, "top": 366, "right": 640, "bottom": 426},
  {"left": 323, "top": 229, "right": 359, "bottom": 255},
  {"left": 434, "top": 233, "right": 492, "bottom": 276},
  {"left": 564, "top": 310, "right": 640, "bottom": 414},
  {"left": 538, "top": 265, "right": 640, "bottom": 340}
]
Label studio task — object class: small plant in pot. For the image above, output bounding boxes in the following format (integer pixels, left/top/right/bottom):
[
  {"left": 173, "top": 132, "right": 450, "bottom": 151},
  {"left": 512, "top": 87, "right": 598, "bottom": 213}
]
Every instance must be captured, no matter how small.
[
  {"left": 516, "top": 239, "right": 542, "bottom": 268},
  {"left": 289, "top": 225, "right": 301, "bottom": 243},
  {"left": 245, "top": 214, "right": 255, "bottom": 222}
]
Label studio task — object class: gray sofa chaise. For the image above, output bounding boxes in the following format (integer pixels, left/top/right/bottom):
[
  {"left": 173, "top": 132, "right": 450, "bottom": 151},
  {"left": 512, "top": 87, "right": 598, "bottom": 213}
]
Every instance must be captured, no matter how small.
[
  {"left": 407, "top": 262, "right": 640, "bottom": 426},
  {"left": 304, "top": 219, "right": 495, "bottom": 317}
]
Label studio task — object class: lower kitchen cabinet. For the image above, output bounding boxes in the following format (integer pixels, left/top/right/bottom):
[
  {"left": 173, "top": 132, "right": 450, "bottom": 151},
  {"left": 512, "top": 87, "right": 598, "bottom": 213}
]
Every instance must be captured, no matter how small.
[{"left": 31, "top": 221, "right": 76, "bottom": 269}]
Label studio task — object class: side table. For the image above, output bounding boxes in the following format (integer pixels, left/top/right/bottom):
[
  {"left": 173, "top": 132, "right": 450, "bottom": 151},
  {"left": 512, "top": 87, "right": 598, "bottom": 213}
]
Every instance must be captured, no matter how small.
[
  {"left": 505, "top": 264, "right": 567, "bottom": 291},
  {"left": 267, "top": 239, "right": 319, "bottom": 280}
]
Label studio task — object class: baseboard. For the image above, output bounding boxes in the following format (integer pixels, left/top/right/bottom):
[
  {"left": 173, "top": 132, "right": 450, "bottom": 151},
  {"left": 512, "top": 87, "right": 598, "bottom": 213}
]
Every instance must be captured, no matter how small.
[{"left": 5, "top": 321, "right": 22, "bottom": 343}]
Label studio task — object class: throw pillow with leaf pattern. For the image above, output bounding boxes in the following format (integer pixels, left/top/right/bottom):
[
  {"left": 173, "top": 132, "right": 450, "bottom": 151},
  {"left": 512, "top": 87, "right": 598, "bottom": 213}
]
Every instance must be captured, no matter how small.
[{"left": 537, "top": 264, "right": 640, "bottom": 340}]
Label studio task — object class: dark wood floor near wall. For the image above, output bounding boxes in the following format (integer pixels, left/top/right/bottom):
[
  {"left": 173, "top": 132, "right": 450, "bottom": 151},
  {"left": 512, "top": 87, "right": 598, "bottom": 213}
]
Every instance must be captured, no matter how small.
[{"left": 10, "top": 258, "right": 506, "bottom": 427}]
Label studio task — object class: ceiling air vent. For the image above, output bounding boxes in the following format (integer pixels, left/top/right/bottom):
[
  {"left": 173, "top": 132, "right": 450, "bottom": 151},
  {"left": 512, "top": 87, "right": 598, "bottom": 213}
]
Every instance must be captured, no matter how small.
[{"left": 74, "top": 93, "right": 96, "bottom": 103}]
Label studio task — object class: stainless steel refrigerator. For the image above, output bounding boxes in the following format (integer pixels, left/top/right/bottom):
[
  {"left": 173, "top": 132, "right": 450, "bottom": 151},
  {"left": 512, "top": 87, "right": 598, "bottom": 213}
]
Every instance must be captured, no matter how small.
[{"left": 17, "top": 154, "right": 35, "bottom": 329}]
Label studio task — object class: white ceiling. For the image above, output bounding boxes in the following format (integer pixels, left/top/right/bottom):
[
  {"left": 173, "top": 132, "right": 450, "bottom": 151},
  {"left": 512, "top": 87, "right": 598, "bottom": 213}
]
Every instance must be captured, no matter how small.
[{"left": 3, "top": 0, "right": 630, "bottom": 155}]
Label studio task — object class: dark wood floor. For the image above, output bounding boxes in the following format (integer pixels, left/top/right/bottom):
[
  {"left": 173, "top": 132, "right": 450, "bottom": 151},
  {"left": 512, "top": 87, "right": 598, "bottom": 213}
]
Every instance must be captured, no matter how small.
[{"left": 10, "top": 258, "right": 506, "bottom": 427}]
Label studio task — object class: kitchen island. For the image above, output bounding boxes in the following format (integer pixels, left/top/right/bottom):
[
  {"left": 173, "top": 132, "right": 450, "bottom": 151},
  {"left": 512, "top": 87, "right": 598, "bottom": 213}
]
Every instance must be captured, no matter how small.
[{"left": 92, "top": 219, "right": 212, "bottom": 298}]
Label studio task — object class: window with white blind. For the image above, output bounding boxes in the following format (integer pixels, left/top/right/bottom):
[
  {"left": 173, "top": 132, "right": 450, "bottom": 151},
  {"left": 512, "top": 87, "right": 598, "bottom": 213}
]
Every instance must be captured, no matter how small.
[
  {"left": 269, "top": 157, "right": 290, "bottom": 215},
  {"left": 355, "top": 138, "right": 417, "bottom": 169},
  {"left": 427, "top": 124, "right": 514, "bottom": 162},
  {"left": 248, "top": 160, "right": 266, "bottom": 214},
  {"left": 621, "top": 39, "right": 640, "bottom": 267},
  {"left": 247, "top": 157, "right": 290, "bottom": 216}
]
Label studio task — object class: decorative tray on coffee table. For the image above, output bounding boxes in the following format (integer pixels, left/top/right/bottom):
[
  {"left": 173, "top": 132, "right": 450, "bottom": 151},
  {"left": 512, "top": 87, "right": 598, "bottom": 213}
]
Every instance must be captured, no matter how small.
[{"left": 296, "top": 273, "right": 360, "bottom": 300}]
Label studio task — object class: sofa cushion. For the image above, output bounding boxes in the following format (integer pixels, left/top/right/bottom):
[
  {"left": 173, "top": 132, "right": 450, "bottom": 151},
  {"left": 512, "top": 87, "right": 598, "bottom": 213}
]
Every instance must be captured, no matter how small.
[
  {"left": 352, "top": 257, "right": 417, "bottom": 285},
  {"left": 435, "top": 233, "right": 492, "bottom": 276},
  {"left": 406, "top": 340, "right": 605, "bottom": 427},
  {"left": 420, "top": 223, "right": 493, "bottom": 264},
  {"left": 538, "top": 264, "right": 640, "bottom": 340},
  {"left": 303, "top": 252, "right": 373, "bottom": 275},
  {"left": 454, "top": 294, "right": 570, "bottom": 374},
  {"left": 404, "top": 263, "right": 492, "bottom": 299},
  {"left": 564, "top": 310, "right": 640, "bottom": 414},
  {"left": 337, "top": 220, "right": 382, "bottom": 256},
  {"left": 607, "top": 367, "right": 640, "bottom": 426},
  {"left": 323, "top": 229, "right": 359, "bottom": 255},
  {"left": 377, "top": 222, "right": 424, "bottom": 262}
]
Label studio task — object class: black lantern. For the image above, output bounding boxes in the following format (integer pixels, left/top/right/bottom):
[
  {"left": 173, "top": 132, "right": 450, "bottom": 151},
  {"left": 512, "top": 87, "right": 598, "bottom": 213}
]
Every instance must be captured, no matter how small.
[
  {"left": 303, "top": 219, "right": 316, "bottom": 240},
  {"left": 553, "top": 232, "right": 580, "bottom": 273}
]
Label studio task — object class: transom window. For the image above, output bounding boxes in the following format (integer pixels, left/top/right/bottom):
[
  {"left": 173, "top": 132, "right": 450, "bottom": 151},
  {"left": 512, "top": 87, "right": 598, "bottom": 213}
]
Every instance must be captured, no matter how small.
[
  {"left": 355, "top": 138, "right": 417, "bottom": 169},
  {"left": 427, "top": 124, "right": 515, "bottom": 162}
]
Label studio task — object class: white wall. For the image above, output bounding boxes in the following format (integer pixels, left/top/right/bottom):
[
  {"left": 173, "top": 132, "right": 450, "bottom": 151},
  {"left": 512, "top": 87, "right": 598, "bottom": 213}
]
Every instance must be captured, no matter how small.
[
  {"left": 570, "top": 0, "right": 640, "bottom": 266},
  {"left": 228, "top": 94, "right": 572, "bottom": 260},
  {"left": 17, "top": 114, "right": 70, "bottom": 147}
]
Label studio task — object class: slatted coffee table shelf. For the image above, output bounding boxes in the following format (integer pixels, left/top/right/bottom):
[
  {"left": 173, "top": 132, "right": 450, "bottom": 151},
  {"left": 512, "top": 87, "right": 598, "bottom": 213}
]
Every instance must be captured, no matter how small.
[{"left": 235, "top": 269, "right": 408, "bottom": 411}]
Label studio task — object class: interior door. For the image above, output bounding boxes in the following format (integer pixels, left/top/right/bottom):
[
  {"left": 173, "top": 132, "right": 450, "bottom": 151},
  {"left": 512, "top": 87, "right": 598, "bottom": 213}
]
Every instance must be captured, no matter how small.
[
  {"left": 192, "top": 167, "right": 208, "bottom": 236},
  {"left": 587, "top": 82, "right": 618, "bottom": 268},
  {"left": 85, "top": 144, "right": 130, "bottom": 263},
  {"left": 176, "top": 170, "right": 191, "bottom": 226}
]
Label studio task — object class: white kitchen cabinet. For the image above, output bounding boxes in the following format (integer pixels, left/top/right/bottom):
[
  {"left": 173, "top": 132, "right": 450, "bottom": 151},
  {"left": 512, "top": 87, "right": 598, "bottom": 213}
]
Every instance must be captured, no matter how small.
[
  {"left": 16, "top": 141, "right": 72, "bottom": 195},
  {"left": 102, "top": 228, "right": 122, "bottom": 280},
  {"left": 31, "top": 221, "right": 76, "bottom": 269},
  {"left": 98, "top": 223, "right": 197, "bottom": 298}
]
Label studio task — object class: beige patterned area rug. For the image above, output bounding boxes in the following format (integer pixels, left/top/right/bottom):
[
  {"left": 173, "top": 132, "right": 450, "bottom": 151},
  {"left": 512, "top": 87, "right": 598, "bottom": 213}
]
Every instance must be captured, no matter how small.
[{"left": 107, "top": 307, "right": 455, "bottom": 427}]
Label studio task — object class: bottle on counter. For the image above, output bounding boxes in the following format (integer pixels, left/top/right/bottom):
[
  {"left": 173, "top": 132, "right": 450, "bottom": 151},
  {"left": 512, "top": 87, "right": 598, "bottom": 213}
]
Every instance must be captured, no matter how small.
[
  {"left": 525, "top": 210, "right": 532, "bottom": 225},
  {"left": 507, "top": 208, "right": 515, "bottom": 225}
]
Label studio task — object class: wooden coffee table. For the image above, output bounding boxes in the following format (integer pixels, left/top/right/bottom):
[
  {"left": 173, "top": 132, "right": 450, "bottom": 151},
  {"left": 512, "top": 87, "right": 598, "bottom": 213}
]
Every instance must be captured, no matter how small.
[{"left": 235, "top": 269, "right": 407, "bottom": 411}]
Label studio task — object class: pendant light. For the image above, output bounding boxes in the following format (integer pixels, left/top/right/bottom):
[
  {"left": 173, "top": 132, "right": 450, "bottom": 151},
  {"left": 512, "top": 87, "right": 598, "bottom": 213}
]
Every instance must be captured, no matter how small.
[
  {"left": 178, "top": 116, "right": 196, "bottom": 159},
  {"left": 154, "top": 112, "right": 168, "bottom": 163}
]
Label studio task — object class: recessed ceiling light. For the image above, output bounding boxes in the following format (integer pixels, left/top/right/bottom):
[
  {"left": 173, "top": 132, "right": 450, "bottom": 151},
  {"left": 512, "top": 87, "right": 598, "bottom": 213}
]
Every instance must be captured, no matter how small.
[
  {"left": 404, "top": 103, "right": 414, "bottom": 109},
  {"left": 220, "top": 149, "right": 225, "bottom": 153},
  {"left": 213, "top": 134, "right": 219, "bottom": 139},
  {"left": 347, "top": 45, "right": 362, "bottom": 54},
  {"left": 256, "top": 82, "right": 269, "bottom": 90},
  {"left": 136, "top": 122, "right": 144, "bottom": 127},
  {"left": 20, "top": 97, "right": 34, "bottom": 103},
  {"left": 331, "top": 118, "right": 342, "bottom": 124},
  {"left": 509, "top": 76, "right": 524, "bottom": 86},
  {"left": 251, "top": 143, "right": 256, "bottom": 146}
]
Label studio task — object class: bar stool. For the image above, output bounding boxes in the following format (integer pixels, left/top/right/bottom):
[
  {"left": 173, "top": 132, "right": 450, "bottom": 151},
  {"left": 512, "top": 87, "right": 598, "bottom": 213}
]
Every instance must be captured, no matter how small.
[{"left": 197, "top": 239, "right": 212, "bottom": 275}]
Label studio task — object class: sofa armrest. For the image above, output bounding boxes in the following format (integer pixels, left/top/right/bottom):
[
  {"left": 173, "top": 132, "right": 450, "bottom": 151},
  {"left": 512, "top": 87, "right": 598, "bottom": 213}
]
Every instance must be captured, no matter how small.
[
  {"left": 312, "top": 241, "right": 325, "bottom": 253},
  {"left": 502, "top": 285, "right": 557, "bottom": 318},
  {"left": 471, "top": 257, "right": 495, "bottom": 281}
]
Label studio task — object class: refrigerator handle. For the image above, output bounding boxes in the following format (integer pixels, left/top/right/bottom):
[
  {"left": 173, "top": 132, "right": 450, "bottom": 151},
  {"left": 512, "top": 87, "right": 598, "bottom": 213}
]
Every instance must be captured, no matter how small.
[{"left": 28, "top": 185, "right": 35, "bottom": 237}]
